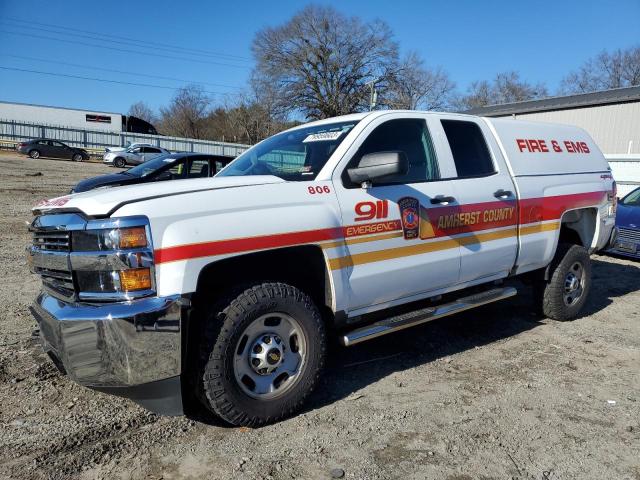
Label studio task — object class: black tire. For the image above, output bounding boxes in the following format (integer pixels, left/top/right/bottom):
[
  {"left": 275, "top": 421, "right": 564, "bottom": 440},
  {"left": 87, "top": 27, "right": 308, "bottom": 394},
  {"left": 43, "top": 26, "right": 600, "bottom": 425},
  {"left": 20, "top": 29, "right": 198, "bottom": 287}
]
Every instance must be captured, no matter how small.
[
  {"left": 198, "top": 282, "right": 326, "bottom": 427},
  {"left": 72, "top": 153, "right": 83, "bottom": 162},
  {"left": 29, "top": 149, "right": 40, "bottom": 159},
  {"left": 535, "top": 243, "right": 592, "bottom": 321},
  {"left": 114, "top": 157, "right": 126, "bottom": 168}
]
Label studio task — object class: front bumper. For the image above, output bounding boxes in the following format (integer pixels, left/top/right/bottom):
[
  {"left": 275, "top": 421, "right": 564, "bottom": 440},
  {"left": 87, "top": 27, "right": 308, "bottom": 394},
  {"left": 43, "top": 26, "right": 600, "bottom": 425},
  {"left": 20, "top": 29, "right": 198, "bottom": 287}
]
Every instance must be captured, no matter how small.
[
  {"left": 30, "top": 291, "right": 186, "bottom": 415},
  {"left": 606, "top": 226, "right": 640, "bottom": 259}
]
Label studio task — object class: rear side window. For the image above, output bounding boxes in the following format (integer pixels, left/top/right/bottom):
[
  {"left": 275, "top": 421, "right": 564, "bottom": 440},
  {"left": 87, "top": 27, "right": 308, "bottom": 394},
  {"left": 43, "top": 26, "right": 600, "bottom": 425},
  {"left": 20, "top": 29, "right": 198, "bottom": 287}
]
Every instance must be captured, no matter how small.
[{"left": 441, "top": 120, "right": 495, "bottom": 178}]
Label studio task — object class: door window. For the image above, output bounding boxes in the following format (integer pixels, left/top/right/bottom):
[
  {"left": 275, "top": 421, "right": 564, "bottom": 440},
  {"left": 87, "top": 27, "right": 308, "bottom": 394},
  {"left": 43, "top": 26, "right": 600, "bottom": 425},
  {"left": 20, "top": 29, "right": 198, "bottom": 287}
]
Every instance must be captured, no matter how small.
[
  {"left": 187, "top": 159, "right": 210, "bottom": 177},
  {"left": 441, "top": 120, "right": 495, "bottom": 178},
  {"left": 345, "top": 119, "right": 439, "bottom": 187}
]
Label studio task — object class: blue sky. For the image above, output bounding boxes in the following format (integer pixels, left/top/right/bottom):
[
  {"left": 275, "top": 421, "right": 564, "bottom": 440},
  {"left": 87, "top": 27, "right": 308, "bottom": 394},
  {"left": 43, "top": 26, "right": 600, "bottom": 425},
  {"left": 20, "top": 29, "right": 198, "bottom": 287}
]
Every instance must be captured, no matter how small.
[{"left": 0, "top": 0, "right": 638, "bottom": 115}]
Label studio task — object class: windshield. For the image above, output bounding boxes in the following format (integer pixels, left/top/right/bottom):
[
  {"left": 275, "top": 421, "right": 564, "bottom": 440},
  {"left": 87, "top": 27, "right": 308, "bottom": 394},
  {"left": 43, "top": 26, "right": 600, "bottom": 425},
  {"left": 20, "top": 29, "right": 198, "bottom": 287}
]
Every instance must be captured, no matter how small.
[
  {"left": 217, "top": 120, "right": 358, "bottom": 181},
  {"left": 125, "top": 154, "right": 174, "bottom": 177},
  {"left": 621, "top": 187, "right": 640, "bottom": 206}
]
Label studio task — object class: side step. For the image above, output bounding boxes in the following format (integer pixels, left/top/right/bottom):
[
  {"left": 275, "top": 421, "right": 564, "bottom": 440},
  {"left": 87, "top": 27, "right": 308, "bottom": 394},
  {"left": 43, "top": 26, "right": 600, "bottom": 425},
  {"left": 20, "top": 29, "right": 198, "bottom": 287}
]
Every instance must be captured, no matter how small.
[{"left": 341, "top": 287, "right": 517, "bottom": 347}]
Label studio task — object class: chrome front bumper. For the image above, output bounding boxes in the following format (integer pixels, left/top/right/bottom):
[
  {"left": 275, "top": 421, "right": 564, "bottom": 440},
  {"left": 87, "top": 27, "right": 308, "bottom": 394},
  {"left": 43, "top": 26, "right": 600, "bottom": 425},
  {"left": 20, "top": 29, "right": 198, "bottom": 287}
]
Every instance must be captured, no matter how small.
[{"left": 30, "top": 292, "right": 185, "bottom": 414}]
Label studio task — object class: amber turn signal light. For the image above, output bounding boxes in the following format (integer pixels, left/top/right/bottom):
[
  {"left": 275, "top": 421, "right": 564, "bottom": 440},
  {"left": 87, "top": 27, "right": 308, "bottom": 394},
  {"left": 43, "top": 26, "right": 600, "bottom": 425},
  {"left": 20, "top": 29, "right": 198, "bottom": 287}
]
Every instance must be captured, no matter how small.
[
  {"left": 119, "top": 268, "right": 152, "bottom": 291},
  {"left": 119, "top": 227, "right": 147, "bottom": 249}
]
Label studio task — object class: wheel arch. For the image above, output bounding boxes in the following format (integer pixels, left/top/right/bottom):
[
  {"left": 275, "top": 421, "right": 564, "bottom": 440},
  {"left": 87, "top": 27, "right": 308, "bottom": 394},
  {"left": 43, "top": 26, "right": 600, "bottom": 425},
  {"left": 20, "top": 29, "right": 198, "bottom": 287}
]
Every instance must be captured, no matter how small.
[
  {"left": 193, "top": 244, "right": 335, "bottom": 315},
  {"left": 558, "top": 207, "right": 599, "bottom": 250},
  {"left": 539, "top": 207, "right": 598, "bottom": 282}
]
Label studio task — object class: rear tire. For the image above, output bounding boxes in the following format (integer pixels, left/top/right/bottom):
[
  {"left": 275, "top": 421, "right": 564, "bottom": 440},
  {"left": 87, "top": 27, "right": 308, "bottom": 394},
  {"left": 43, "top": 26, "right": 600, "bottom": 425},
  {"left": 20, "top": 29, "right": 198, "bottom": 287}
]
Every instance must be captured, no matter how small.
[
  {"left": 114, "top": 157, "right": 126, "bottom": 168},
  {"left": 72, "top": 153, "right": 83, "bottom": 162},
  {"left": 29, "top": 149, "right": 40, "bottom": 159},
  {"left": 535, "top": 243, "right": 591, "bottom": 321},
  {"left": 198, "top": 282, "right": 326, "bottom": 427}
]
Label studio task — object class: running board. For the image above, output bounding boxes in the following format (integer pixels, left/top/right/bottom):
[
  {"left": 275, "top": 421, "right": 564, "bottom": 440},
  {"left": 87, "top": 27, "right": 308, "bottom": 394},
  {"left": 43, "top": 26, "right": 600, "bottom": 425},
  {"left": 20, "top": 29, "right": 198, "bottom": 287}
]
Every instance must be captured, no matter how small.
[{"left": 341, "top": 287, "right": 517, "bottom": 347}]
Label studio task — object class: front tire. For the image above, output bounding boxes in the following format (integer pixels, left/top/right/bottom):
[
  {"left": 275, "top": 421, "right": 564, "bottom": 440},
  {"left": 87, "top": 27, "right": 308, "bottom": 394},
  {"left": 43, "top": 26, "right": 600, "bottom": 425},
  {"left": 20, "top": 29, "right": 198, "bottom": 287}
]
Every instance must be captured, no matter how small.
[
  {"left": 29, "top": 149, "right": 40, "bottom": 159},
  {"left": 114, "top": 157, "right": 126, "bottom": 168},
  {"left": 72, "top": 153, "right": 83, "bottom": 162},
  {"left": 198, "top": 282, "right": 326, "bottom": 426},
  {"left": 536, "top": 243, "right": 592, "bottom": 321}
]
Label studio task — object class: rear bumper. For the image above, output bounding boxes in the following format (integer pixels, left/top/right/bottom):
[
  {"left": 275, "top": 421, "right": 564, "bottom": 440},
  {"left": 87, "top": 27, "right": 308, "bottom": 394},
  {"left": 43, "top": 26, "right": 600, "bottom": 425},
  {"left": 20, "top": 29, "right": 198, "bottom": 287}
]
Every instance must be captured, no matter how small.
[{"left": 30, "top": 291, "right": 186, "bottom": 415}]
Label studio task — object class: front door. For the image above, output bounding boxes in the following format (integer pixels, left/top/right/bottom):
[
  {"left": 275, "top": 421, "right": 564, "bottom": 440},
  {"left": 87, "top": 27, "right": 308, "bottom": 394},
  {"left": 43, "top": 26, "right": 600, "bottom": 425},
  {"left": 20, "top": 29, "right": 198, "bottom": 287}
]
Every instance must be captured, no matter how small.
[{"left": 333, "top": 115, "right": 461, "bottom": 313}]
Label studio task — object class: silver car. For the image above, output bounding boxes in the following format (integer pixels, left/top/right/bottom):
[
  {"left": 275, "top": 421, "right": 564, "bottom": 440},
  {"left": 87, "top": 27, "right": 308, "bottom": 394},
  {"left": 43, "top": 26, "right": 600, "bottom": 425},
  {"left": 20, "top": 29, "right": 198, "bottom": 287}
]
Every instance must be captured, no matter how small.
[{"left": 103, "top": 145, "right": 170, "bottom": 168}]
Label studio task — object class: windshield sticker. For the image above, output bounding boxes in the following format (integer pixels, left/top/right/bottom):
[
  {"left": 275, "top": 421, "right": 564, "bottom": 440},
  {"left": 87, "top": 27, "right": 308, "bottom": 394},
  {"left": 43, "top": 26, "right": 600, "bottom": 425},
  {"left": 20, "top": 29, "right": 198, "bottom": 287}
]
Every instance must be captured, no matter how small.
[{"left": 303, "top": 131, "right": 343, "bottom": 143}]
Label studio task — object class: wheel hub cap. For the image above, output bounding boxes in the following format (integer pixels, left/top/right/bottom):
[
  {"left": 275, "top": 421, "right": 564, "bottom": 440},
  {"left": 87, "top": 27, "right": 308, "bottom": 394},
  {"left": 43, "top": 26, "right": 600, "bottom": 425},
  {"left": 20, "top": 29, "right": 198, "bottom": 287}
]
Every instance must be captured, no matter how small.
[
  {"left": 249, "top": 334, "right": 284, "bottom": 375},
  {"left": 233, "top": 313, "right": 307, "bottom": 399},
  {"left": 563, "top": 261, "right": 585, "bottom": 305}
]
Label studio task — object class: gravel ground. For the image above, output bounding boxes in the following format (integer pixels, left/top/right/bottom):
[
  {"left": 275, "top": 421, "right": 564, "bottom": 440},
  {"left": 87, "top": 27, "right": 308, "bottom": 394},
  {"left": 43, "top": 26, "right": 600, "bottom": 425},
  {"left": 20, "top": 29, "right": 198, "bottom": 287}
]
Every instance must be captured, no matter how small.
[{"left": 0, "top": 152, "right": 639, "bottom": 480}]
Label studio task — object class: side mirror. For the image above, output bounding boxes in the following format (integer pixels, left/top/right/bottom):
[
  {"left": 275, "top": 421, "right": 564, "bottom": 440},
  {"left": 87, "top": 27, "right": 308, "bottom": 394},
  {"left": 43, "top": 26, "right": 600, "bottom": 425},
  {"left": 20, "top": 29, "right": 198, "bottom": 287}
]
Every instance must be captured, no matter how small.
[{"left": 347, "top": 151, "right": 408, "bottom": 186}]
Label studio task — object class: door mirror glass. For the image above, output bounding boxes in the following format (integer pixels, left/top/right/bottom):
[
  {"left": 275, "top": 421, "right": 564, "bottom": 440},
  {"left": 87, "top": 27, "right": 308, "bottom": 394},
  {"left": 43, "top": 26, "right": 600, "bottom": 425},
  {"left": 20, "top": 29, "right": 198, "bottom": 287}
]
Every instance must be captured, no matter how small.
[{"left": 347, "top": 151, "right": 408, "bottom": 185}]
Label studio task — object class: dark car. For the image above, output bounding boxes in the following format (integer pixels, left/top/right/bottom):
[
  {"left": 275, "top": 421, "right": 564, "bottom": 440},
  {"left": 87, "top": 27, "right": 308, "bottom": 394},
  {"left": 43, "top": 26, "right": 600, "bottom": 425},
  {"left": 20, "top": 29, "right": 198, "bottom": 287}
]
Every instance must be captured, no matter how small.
[
  {"left": 17, "top": 138, "right": 90, "bottom": 162},
  {"left": 71, "top": 153, "right": 233, "bottom": 193},
  {"left": 608, "top": 186, "right": 640, "bottom": 259}
]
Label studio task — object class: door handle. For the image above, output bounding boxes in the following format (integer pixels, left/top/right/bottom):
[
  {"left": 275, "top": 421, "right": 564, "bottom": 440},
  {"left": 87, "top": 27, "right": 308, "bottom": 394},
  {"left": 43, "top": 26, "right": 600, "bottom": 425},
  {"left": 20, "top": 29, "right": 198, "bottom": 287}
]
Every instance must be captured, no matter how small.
[
  {"left": 494, "top": 189, "right": 513, "bottom": 199},
  {"left": 430, "top": 195, "right": 456, "bottom": 205}
]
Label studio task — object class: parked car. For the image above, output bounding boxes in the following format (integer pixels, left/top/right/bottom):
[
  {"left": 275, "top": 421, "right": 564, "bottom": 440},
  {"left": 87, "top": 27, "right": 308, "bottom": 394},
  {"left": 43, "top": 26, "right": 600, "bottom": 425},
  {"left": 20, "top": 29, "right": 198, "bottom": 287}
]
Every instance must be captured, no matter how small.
[
  {"left": 71, "top": 153, "right": 233, "bottom": 193},
  {"left": 104, "top": 142, "right": 153, "bottom": 153},
  {"left": 17, "top": 139, "right": 89, "bottom": 161},
  {"left": 103, "top": 145, "right": 170, "bottom": 168},
  {"left": 608, "top": 186, "right": 640, "bottom": 259}
]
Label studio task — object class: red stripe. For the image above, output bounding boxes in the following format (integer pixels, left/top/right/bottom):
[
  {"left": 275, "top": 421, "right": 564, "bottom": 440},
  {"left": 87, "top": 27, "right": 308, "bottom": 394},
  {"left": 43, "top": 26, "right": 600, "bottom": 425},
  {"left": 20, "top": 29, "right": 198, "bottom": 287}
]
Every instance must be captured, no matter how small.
[
  {"left": 155, "top": 191, "right": 606, "bottom": 264},
  {"left": 518, "top": 191, "right": 605, "bottom": 224},
  {"left": 155, "top": 227, "right": 343, "bottom": 264}
]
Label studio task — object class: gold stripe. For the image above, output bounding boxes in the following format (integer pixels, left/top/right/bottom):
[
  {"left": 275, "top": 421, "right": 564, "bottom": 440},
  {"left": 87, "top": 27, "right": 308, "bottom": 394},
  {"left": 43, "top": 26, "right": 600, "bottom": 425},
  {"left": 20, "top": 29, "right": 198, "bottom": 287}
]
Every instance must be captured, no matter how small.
[
  {"left": 320, "top": 231, "right": 404, "bottom": 249},
  {"left": 328, "top": 222, "right": 560, "bottom": 271},
  {"left": 520, "top": 222, "right": 560, "bottom": 235}
]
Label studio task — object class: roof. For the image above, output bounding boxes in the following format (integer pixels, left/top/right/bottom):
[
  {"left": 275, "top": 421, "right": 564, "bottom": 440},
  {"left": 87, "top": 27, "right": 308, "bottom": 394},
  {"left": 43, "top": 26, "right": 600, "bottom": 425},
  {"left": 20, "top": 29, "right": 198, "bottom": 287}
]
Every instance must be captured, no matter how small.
[
  {"left": 464, "top": 85, "right": 640, "bottom": 117},
  {"left": 0, "top": 99, "right": 121, "bottom": 116},
  {"left": 288, "top": 109, "right": 477, "bottom": 132}
]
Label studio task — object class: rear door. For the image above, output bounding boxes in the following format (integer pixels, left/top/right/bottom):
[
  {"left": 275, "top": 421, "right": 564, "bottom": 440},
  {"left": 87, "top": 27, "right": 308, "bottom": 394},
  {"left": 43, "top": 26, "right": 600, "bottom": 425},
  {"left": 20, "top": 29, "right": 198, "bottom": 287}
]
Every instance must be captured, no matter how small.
[
  {"left": 435, "top": 116, "right": 518, "bottom": 283},
  {"left": 332, "top": 114, "right": 461, "bottom": 312}
]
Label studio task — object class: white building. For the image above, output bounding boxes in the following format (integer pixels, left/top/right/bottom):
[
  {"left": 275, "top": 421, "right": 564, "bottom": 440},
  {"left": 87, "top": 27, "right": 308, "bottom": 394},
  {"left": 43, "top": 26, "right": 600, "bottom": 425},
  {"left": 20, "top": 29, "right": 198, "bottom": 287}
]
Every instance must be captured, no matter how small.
[
  {"left": 466, "top": 86, "right": 640, "bottom": 195},
  {"left": 0, "top": 100, "right": 123, "bottom": 133}
]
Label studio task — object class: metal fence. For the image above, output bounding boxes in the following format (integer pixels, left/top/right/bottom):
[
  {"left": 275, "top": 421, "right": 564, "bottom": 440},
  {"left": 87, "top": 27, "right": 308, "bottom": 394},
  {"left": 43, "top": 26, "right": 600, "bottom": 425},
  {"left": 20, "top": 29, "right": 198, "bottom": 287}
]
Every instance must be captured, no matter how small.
[{"left": 0, "top": 118, "right": 251, "bottom": 157}]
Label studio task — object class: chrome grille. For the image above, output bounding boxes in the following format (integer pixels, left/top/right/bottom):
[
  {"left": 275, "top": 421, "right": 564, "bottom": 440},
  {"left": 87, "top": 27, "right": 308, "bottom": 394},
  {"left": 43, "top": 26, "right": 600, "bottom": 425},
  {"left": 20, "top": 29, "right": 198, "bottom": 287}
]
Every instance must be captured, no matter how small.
[
  {"left": 32, "top": 231, "right": 71, "bottom": 251},
  {"left": 35, "top": 267, "right": 75, "bottom": 297},
  {"left": 618, "top": 227, "right": 640, "bottom": 243}
]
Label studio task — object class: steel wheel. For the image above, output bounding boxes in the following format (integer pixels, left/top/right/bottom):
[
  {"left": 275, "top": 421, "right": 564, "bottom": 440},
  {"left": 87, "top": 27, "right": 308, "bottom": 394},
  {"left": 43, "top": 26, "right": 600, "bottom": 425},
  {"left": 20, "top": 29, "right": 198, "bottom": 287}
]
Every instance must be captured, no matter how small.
[
  {"left": 114, "top": 158, "right": 126, "bottom": 168},
  {"left": 233, "top": 312, "right": 307, "bottom": 400},
  {"left": 29, "top": 150, "right": 40, "bottom": 159},
  {"left": 563, "top": 261, "right": 585, "bottom": 306}
]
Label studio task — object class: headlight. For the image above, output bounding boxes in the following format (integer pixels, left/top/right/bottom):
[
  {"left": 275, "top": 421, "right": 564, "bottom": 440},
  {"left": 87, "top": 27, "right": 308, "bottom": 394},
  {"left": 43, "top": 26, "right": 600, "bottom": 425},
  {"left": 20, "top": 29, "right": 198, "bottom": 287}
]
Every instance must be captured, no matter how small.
[
  {"left": 73, "top": 226, "right": 147, "bottom": 251},
  {"left": 69, "top": 217, "right": 155, "bottom": 301}
]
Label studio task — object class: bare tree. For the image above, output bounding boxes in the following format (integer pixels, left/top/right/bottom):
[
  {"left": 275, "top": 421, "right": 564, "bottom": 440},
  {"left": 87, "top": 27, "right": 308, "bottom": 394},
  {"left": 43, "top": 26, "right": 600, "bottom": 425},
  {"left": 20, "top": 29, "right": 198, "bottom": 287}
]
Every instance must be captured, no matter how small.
[
  {"left": 559, "top": 46, "right": 640, "bottom": 94},
  {"left": 385, "top": 52, "right": 456, "bottom": 110},
  {"left": 455, "top": 71, "right": 548, "bottom": 110},
  {"left": 127, "top": 101, "right": 156, "bottom": 123},
  {"left": 158, "top": 85, "right": 211, "bottom": 138},
  {"left": 252, "top": 5, "right": 399, "bottom": 119}
]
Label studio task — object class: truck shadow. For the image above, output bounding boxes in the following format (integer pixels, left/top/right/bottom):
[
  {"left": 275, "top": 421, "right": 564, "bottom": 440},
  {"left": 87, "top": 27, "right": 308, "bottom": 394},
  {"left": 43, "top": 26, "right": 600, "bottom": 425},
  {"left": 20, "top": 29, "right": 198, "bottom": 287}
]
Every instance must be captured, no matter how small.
[{"left": 307, "top": 256, "right": 640, "bottom": 413}]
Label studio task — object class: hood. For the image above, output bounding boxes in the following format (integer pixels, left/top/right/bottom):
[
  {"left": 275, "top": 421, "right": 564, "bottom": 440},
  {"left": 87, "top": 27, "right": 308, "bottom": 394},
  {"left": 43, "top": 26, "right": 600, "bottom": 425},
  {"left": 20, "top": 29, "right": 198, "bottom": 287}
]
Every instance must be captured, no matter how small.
[
  {"left": 616, "top": 203, "right": 640, "bottom": 228},
  {"left": 72, "top": 172, "right": 134, "bottom": 193},
  {"left": 34, "top": 175, "right": 286, "bottom": 216},
  {"left": 105, "top": 146, "right": 126, "bottom": 153}
]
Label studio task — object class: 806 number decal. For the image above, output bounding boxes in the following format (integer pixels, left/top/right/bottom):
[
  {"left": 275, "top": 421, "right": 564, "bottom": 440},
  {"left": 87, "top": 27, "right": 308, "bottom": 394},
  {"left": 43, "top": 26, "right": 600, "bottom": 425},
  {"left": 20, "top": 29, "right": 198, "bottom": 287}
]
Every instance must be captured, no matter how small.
[{"left": 308, "top": 185, "right": 331, "bottom": 194}]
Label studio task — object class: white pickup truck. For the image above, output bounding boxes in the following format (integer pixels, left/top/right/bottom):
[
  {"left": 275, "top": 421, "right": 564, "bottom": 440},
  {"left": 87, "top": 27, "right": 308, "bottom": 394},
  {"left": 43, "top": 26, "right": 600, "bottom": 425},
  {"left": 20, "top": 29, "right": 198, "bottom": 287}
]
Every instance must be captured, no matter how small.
[{"left": 28, "top": 110, "right": 616, "bottom": 426}]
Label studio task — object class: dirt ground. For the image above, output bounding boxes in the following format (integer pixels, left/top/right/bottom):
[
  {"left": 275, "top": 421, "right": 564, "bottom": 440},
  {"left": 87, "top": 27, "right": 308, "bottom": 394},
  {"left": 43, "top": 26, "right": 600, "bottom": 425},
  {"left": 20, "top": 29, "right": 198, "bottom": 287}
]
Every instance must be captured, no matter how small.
[{"left": 0, "top": 152, "right": 638, "bottom": 480}]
